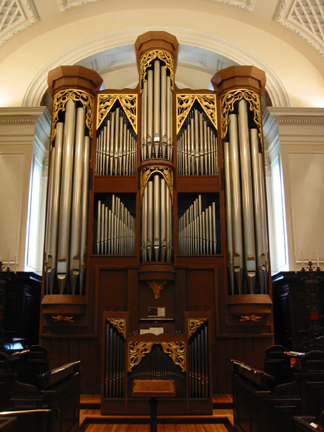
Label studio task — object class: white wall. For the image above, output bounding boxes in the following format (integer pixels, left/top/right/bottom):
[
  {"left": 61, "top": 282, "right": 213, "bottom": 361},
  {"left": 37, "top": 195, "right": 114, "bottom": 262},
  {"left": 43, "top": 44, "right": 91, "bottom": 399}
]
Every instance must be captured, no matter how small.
[{"left": 0, "top": 107, "right": 50, "bottom": 273}]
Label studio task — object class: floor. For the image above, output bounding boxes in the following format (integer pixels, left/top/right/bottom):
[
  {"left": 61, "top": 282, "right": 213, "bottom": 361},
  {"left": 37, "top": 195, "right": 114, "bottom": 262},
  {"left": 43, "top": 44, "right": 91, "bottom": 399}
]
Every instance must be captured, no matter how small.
[{"left": 80, "top": 394, "right": 234, "bottom": 432}]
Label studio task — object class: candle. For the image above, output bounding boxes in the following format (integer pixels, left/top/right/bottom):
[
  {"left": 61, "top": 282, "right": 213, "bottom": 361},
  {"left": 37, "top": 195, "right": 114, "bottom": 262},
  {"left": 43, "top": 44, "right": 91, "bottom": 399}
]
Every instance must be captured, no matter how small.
[
  {"left": 308, "top": 242, "right": 311, "bottom": 262},
  {"left": 316, "top": 247, "right": 319, "bottom": 268},
  {"left": 294, "top": 252, "right": 297, "bottom": 273}
]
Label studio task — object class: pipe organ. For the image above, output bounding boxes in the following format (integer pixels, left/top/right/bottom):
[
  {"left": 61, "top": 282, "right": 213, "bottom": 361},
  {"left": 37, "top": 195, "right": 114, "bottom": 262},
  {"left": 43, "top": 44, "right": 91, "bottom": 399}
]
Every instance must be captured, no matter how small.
[{"left": 41, "top": 33, "right": 273, "bottom": 413}]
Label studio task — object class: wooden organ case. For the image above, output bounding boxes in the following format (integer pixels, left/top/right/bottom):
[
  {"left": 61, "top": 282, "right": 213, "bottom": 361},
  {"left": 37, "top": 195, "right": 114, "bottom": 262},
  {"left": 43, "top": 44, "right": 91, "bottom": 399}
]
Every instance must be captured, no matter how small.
[{"left": 40, "top": 31, "right": 274, "bottom": 414}]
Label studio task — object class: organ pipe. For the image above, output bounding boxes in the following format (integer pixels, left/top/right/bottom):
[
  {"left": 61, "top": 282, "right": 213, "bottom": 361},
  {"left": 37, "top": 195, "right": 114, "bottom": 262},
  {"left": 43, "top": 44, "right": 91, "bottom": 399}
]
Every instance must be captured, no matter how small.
[
  {"left": 224, "top": 100, "right": 269, "bottom": 295},
  {"left": 141, "top": 59, "right": 173, "bottom": 162},
  {"left": 95, "top": 106, "right": 137, "bottom": 176},
  {"left": 177, "top": 107, "right": 218, "bottom": 176},
  {"left": 141, "top": 174, "right": 173, "bottom": 263},
  {"left": 95, "top": 194, "right": 136, "bottom": 256},
  {"left": 69, "top": 107, "right": 85, "bottom": 295},
  {"left": 178, "top": 195, "right": 217, "bottom": 256},
  {"left": 57, "top": 99, "right": 76, "bottom": 294}
]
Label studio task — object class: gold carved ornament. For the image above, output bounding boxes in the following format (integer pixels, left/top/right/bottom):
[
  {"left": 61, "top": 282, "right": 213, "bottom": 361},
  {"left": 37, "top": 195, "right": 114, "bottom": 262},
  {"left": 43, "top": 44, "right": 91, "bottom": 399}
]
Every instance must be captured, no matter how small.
[
  {"left": 140, "top": 50, "right": 175, "bottom": 90},
  {"left": 128, "top": 341, "right": 153, "bottom": 373},
  {"left": 177, "top": 94, "right": 217, "bottom": 134},
  {"left": 140, "top": 166, "right": 173, "bottom": 204},
  {"left": 240, "top": 315, "right": 263, "bottom": 323},
  {"left": 220, "top": 89, "right": 264, "bottom": 150},
  {"left": 147, "top": 281, "right": 167, "bottom": 300},
  {"left": 97, "top": 94, "right": 137, "bottom": 134},
  {"left": 188, "top": 318, "right": 207, "bottom": 338},
  {"left": 161, "top": 342, "right": 186, "bottom": 373},
  {"left": 51, "top": 315, "right": 74, "bottom": 323},
  {"left": 108, "top": 318, "right": 126, "bottom": 338},
  {"left": 51, "top": 89, "right": 94, "bottom": 146}
]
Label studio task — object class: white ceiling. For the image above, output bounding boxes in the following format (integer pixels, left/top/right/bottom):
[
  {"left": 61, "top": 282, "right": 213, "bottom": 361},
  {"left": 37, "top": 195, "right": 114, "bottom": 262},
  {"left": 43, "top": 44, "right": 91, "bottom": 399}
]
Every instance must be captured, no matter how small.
[{"left": 0, "top": 0, "right": 323, "bottom": 109}]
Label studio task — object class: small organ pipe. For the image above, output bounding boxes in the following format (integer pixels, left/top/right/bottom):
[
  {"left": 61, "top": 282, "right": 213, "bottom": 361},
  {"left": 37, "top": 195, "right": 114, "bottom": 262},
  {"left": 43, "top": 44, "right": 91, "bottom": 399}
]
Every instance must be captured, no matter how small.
[
  {"left": 224, "top": 141, "right": 235, "bottom": 295},
  {"left": 160, "top": 178, "right": 167, "bottom": 262},
  {"left": 177, "top": 108, "right": 217, "bottom": 176},
  {"left": 153, "top": 174, "right": 160, "bottom": 261},
  {"left": 166, "top": 184, "right": 172, "bottom": 262},
  {"left": 250, "top": 128, "right": 266, "bottom": 294},
  {"left": 114, "top": 107, "right": 120, "bottom": 175},
  {"left": 95, "top": 194, "right": 135, "bottom": 256},
  {"left": 147, "top": 69, "right": 153, "bottom": 159},
  {"left": 161, "top": 64, "right": 167, "bottom": 159},
  {"left": 178, "top": 195, "right": 217, "bottom": 256},
  {"left": 258, "top": 151, "right": 268, "bottom": 293},
  {"left": 142, "top": 79, "right": 148, "bottom": 161},
  {"left": 142, "top": 184, "right": 148, "bottom": 262},
  {"left": 147, "top": 181, "right": 153, "bottom": 262}
]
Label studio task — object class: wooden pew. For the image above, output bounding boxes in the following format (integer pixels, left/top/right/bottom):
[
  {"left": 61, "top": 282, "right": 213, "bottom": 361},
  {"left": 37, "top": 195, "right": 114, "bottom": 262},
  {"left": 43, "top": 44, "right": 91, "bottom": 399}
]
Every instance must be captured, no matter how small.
[
  {"left": 232, "top": 350, "right": 324, "bottom": 432},
  {"left": 0, "top": 348, "right": 80, "bottom": 432}
]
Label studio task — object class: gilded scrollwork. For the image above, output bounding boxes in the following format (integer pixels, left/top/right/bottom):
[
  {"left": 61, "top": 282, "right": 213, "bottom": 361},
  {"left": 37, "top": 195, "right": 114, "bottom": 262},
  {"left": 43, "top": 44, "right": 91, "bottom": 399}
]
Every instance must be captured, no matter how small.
[
  {"left": 108, "top": 318, "right": 126, "bottom": 338},
  {"left": 161, "top": 342, "right": 186, "bottom": 373},
  {"left": 97, "top": 94, "right": 137, "bottom": 133},
  {"left": 188, "top": 318, "right": 207, "bottom": 338},
  {"left": 240, "top": 315, "right": 263, "bottom": 323},
  {"left": 140, "top": 166, "right": 173, "bottom": 204},
  {"left": 128, "top": 341, "right": 153, "bottom": 372},
  {"left": 220, "top": 89, "right": 263, "bottom": 149},
  {"left": 51, "top": 89, "right": 94, "bottom": 145},
  {"left": 177, "top": 94, "right": 217, "bottom": 134},
  {"left": 140, "top": 50, "right": 175, "bottom": 89}
]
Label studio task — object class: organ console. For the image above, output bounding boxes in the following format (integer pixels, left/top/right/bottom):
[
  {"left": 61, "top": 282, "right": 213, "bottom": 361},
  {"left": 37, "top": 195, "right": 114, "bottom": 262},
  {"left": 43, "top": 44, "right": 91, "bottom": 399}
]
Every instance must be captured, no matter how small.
[{"left": 40, "top": 31, "right": 273, "bottom": 410}]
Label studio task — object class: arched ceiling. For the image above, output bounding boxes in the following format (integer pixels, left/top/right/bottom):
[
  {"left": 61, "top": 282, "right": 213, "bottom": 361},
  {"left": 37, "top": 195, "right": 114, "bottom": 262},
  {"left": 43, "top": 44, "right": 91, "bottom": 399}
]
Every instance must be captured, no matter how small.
[{"left": 0, "top": 0, "right": 323, "bottom": 108}]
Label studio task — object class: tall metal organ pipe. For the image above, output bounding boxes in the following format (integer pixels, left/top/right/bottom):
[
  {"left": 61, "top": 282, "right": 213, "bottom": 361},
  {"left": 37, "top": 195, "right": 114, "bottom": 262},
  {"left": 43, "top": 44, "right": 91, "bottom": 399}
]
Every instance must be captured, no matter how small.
[
  {"left": 141, "top": 174, "right": 172, "bottom": 263},
  {"left": 45, "top": 99, "right": 91, "bottom": 295},
  {"left": 141, "top": 60, "right": 173, "bottom": 161},
  {"left": 224, "top": 101, "right": 269, "bottom": 295}
]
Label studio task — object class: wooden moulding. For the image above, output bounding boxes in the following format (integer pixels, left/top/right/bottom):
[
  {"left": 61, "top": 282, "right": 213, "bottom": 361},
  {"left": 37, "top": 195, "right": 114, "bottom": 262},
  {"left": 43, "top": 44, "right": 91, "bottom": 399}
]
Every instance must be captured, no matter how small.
[
  {"left": 48, "top": 65, "right": 103, "bottom": 96},
  {"left": 41, "top": 294, "right": 87, "bottom": 315},
  {"left": 210, "top": 65, "right": 266, "bottom": 96},
  {"left": 227, "top": 294, "right": 272, "bottom": 318},
  {"left": 139, "top": 263, "right": 175, "bottom": 282},
  {"left": 134, "top": 31, "right": 179, "bottom": 70}
]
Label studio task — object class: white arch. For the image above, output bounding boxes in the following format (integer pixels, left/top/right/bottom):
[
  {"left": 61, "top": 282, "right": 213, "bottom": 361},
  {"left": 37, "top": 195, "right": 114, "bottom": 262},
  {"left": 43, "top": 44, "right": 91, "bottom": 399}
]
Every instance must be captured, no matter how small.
[{"left": 23, "top": 26, "right": 290, "bottom": 108}]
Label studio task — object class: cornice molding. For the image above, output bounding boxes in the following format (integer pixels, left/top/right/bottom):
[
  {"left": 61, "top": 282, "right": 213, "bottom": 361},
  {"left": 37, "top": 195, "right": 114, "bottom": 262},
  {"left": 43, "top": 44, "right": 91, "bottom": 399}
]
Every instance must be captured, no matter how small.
[
  {"left": 0, "top": 107, "right": 51, "bottom": 135},
  {"left": 0, "top": 0, "right": 39, "bottom": 46},
  {"left": 268, "top": 107, "right": 324, "bottom": 125},
  {"left": 22, "top": 26, "right": 290, "bottom": 109}
]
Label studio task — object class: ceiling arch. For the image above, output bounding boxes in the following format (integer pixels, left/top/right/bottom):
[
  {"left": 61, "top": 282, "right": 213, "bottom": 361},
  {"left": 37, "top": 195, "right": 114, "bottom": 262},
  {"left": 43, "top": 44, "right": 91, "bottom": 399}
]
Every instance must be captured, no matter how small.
[{"left": 22, "top": 26, "right": 290, "bottom": 108}]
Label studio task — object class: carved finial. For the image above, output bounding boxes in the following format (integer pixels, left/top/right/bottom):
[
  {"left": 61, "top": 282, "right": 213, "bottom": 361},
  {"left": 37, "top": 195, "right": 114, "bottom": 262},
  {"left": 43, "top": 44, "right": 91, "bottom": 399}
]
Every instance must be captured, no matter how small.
[{"left": 147, "top": 280, "right": 167, "bottom": 299}]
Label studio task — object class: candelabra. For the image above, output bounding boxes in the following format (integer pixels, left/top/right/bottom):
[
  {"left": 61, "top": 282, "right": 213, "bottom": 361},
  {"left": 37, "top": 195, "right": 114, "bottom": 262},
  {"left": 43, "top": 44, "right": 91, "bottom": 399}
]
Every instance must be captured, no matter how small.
[{"left": 298, "top": 260, "right": 324, "bottom": 352}]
